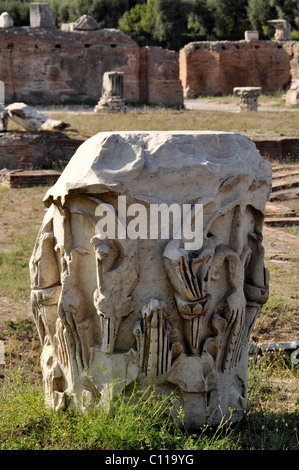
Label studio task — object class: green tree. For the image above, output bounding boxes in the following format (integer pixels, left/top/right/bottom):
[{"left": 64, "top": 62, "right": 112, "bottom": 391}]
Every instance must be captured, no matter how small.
[
  {"left": 0, "top": 0, "right": 30, "bottom": 26},
  {"left": 50, "top": 0, "right": 77, "bottom": 24},
  {"left": 186, "top": 0, "right": 215, "bottom": 41},
  {"left": 247, "top": 0, "right": 277, "bottom": 38},
  {"left": 152, "top": 0, "right": 189, "bottom": 50},
  {"left": 248, "top": 0, "right": 299, "bottom": 38},
  {"left": 72, "top": 0, "right": 129, "bottom": 28},
  {"left": 207, "top": 0, "right": 250, "bottom": 39},
  {"left": 119, "top": 0, "right": 156, "bottom": 45},
  {"left": 270, "top": 0, "right": 299, "bottom": 28}
]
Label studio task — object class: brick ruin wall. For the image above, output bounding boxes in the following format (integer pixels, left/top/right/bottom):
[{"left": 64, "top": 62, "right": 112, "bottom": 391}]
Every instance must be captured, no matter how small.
[
  {"left": 139, "top": 46, "right": 184, "bottom": 105},
  {"left": 0, "top": 26, "right": 298, "bottom": 105},
  {"left": 0, "top": 132, "right": 83, "bottom": 170},
  {"left": 0, "top": 132, "right": 84, "bottom": 188},
  {"left": 179, "top": 39, "right": 299, "bottom": 96},
  {"left": 0, "top": 27, "right": 183, "bottom": 106}
]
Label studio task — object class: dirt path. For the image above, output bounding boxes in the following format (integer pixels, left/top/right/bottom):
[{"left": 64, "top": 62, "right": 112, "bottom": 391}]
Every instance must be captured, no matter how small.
[
  {"left": 184, "top": 98, "right": 299, "bottom": 113},
  {"left": 0, "top": 297, "right": 31, "bottom": 331}
]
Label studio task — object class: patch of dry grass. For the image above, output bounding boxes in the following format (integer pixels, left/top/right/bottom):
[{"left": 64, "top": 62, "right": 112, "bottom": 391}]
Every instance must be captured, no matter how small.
[
  {"left": 6, "top": 106, "right": 299, "bottom": 140},
  {"left": 52, "top": 109, "right": 299, "bottom": 140}
]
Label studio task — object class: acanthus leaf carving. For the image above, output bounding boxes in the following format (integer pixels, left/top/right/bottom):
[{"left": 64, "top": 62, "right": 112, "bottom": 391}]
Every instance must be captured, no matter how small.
[
  {"left": 133, "top": 298, "right": 175, "bottom": 379},
  {"left": 163, "top": 235, "right": 216, "bottom": 354}
]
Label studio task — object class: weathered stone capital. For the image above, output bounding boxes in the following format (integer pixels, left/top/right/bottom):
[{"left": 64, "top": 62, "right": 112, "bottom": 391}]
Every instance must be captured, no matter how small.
[{"left": 31, "top": 131, "right": 272, "bottom": 427}]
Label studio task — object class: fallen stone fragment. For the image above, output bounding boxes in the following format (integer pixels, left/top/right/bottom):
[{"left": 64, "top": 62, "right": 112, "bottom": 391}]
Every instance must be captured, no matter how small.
[
  {"left": 40, "top": 119, "right": 70, "bottom": 131},
  {"left": 5, "top": 102, "right": 70, "bottom": 132},
  {"left": 249, "top": 340, "right": 299, "bottom": 366}
]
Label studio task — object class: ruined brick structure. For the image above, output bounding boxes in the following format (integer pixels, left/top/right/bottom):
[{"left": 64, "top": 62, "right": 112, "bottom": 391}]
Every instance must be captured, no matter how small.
[
  {"left": 0, "top": 22, "right": 298, "bottom": 105},
  {"left": 0, "top": 132, "right": 83, "bottom": 170},
  {"left": 0, "top": 131, "right": 84, "bottom": 188},
  {"left": 139, "top": 46, "right": 184, "bottom": 104},
  {"left": 0, "top": 169, "right": 61, "bottom": 188},
  {"left": 180, "top": 39, "right": 299, "bottom": 96},
  {"left": 0, "top": 27, "right": 183, "bottom": 106}
]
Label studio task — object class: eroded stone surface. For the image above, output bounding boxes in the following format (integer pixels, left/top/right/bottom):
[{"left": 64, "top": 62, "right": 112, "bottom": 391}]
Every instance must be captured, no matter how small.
[
  {"left": 73, "top": 14, "right": 99, "bottom": 31},
  {"left": 30, "top": 3, "right": 56, "bottom": 29},
  {"left": 30, "top": 131, "right": 272, "bottom": 428}
]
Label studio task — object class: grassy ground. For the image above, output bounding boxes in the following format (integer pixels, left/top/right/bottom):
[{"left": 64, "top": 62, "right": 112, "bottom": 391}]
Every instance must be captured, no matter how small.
[
  {"left": 5, "top": 95, "right": 299, "bottom": 140},
  {"left": 0, "top": 330, "right": 298, "bottom": 450},
  {"left": 45, "top": 108, "right": 299, "bottom": 140},
  {"left": 0, "top": 103, "right": 299, "bottom": 450}
]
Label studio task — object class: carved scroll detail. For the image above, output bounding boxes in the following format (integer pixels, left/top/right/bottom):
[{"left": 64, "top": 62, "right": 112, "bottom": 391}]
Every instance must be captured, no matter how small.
[
  {"left": 31, "top": 285, "right": 61, "bottom": 346},
  {"left": 244, "top": 229, "right": 270, "bottom": 339},
  {"left": 91, "top": 235, "right": 139, "bottom": 354},
  {"left": 207, "top": 244, "right": 249, "bottom": 371},
  {"left": 244, "top": 231, "right": 269, "bottom": 305},
  {"left": 29, "top": 213, "right": 60, "bottom": 290}
]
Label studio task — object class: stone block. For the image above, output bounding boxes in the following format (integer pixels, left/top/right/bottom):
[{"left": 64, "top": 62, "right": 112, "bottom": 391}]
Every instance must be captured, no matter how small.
[
  {"left": 244, "top": 30, "right": 259, "bottom": 41},
  {"left": 30, "top": 3, "right": 56, "bottom": 29},
  {"left": 60, "top": 23, "right": 74, "bottom": 32},
  {"left": 73, "top": 14, "right": 99, "bottom": 31},
  {"left": 0, "top": 169, "right": 60, "bottom": 188},
  {"left": 30, "top": 130, "right": 271, "bottom": 428}
]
